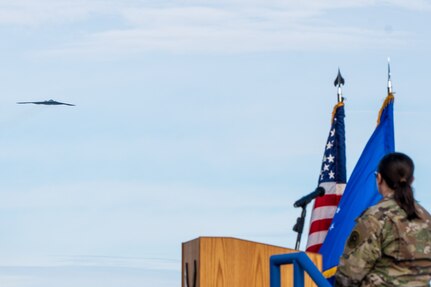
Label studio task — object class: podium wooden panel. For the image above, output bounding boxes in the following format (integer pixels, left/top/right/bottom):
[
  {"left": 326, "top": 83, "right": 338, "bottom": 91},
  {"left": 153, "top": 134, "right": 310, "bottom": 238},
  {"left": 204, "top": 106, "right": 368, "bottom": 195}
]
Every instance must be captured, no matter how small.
[{"left": 182, "top": 237, "right": 322, "bottom": 287}]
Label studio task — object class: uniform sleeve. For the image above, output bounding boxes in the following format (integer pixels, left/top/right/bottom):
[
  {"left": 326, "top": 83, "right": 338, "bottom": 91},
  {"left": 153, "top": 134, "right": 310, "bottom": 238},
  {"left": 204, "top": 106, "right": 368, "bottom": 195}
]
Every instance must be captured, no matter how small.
[{"left": 334, "top": 215, "right": 382, "bottom": 287}]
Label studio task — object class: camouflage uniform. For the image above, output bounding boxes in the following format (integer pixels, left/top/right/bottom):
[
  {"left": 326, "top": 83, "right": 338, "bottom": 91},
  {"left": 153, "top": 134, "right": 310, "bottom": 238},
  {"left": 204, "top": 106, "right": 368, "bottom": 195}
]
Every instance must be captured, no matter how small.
[{"left": 335, "top": 196, "right": 431, "bottom": 287}]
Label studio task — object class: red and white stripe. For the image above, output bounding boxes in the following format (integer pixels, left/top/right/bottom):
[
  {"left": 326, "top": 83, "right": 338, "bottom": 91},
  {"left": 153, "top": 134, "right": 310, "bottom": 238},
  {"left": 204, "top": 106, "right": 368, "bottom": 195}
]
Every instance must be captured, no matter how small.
[{"left": 306, "top": 182, "right": 345, "bottom": 252}]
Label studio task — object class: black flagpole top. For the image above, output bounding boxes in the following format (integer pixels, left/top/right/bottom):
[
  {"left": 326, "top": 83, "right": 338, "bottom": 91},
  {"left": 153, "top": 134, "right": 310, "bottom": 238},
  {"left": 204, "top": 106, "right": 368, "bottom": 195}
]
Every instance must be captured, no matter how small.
[
  {"left": 334, "top": 68, "right": 345, "bottom": 87},
  {"left": 334, "top": 68, "right": 345, "bottom": 102}
]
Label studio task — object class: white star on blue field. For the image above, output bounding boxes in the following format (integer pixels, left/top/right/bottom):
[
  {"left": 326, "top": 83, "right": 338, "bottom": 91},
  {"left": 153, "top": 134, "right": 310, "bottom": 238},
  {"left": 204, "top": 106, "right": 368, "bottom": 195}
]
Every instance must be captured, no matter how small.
[{"left": 0, "top": 1, "right": 431, "bottom": 286}]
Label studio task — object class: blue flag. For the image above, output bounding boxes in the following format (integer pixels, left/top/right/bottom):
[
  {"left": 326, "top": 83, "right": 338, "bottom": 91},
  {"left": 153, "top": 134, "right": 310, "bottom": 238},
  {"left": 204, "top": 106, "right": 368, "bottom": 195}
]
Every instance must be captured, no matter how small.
[{"left": 319, "top": 93, "right": 395, "bottom": 281}]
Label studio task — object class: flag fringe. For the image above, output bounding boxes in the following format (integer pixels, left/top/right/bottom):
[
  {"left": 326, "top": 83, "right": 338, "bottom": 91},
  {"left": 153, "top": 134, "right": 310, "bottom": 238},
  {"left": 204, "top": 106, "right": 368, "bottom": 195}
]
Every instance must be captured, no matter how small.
[
  {"left": 377, "top": 92, "right": 394, "bottom": 125},
  {"left": 322, "top": 266, "right": 337, "bottom": 278},
  {"left": 331, "top": 102, "right": 344, "bottom": 123}
]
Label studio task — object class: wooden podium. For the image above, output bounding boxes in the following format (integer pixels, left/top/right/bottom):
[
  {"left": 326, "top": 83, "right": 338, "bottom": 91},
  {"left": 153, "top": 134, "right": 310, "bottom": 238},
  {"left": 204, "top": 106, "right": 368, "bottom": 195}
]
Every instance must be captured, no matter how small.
[{"left": 182, "top": 237, "right": 322, "bottom": 287}]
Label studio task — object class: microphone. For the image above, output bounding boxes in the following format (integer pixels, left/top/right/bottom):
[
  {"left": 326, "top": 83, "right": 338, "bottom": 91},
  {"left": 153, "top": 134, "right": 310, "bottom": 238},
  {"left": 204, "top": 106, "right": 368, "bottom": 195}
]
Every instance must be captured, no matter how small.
[{"left": 293, "top": 187, "right": 325, "bottom": 208}]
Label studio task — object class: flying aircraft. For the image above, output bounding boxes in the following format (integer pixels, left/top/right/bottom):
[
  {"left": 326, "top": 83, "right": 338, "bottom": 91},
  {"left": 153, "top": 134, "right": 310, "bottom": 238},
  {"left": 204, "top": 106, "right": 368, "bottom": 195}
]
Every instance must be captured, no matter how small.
[{"left": 17, "top": 99, "right": 75, "bottom": 106}]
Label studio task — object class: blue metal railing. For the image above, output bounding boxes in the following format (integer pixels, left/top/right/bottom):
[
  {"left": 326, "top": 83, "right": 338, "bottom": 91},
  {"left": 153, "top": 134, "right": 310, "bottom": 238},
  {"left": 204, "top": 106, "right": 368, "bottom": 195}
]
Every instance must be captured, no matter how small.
[{"left": 270, "top": 252, "right": 331, "bottom": 287}]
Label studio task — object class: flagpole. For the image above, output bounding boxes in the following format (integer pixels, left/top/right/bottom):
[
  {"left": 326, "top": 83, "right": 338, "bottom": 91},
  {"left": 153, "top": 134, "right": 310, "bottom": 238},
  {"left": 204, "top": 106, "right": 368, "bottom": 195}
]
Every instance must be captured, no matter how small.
[
  {"left": 295, "top": 69, "right": 346, "bottom": 251},
  {"left": 387, "top": 57, "right": 392, "bottom": 94},
  {"left": 334, "top": 68, "right": 345, "bottom": 103}
]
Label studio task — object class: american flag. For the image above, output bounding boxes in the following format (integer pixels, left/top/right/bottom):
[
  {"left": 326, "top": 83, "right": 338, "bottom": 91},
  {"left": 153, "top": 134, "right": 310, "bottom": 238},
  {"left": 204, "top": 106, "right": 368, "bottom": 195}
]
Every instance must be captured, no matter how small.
[{"left": 306, "top": 102, "right": 346, "bottom": 253}]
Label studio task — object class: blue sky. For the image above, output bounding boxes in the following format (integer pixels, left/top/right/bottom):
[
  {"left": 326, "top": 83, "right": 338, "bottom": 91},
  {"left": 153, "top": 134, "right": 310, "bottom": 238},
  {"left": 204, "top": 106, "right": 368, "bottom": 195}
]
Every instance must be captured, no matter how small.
[{"left": 0, "top": 0, "right": 431, "bottom": 286}]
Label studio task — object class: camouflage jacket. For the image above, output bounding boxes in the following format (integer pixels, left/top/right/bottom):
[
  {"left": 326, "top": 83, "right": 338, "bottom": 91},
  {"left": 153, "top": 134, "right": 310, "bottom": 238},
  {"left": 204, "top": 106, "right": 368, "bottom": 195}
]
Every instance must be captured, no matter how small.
[{"left": 335, "top": 197, "right": 431, "bottom": 287}]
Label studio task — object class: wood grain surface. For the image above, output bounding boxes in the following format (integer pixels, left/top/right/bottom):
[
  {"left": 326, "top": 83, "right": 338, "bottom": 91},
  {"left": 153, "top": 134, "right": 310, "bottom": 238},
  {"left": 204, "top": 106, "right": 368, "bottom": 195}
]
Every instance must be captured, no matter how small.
[{"left": 182, "top": 237, "right": 322, "bottom": 287}]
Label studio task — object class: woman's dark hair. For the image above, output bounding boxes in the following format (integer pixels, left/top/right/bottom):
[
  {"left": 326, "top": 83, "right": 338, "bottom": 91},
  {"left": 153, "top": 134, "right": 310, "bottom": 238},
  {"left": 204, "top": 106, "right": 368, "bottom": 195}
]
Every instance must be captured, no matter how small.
[{"left": 377, "top": 152, "right": 419, "bottom": 220}]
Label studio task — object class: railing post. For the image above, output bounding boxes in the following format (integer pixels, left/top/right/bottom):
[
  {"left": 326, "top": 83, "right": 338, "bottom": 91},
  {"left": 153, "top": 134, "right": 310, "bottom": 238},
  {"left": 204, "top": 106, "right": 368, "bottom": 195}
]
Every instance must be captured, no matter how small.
[
  {"left": 269, "top": 252, "right": 331, "bottom": 287},
  {"left": 270, "top": 257, "right": 281, "bottom": 287},
  {"left": 293, "top": 261, "right": 304, "bottom": 287}
]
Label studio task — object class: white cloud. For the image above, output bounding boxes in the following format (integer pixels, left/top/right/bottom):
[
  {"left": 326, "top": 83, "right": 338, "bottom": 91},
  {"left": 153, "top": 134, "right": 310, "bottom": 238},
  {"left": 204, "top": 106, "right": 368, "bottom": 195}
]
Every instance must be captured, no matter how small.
[
  {"left": 0, "top": 0, "right": 428, "bottom": 27},
  {"left": 0, "top": 0, "right": 95, "bottom": 25},
  {"left": 381, "top": 0, "right": 431, "bottom": 11},
  {"left": 286, "top": 0, "right": 431, "bottom": 10},
  {"left": 0, "top": 179, "right": 304, "bottom": 264},
  {"left": 43, "top": 19, "right": 405, "bottom": 56},
  {"left": 0, "top": 255, "right": 179, "bottom": 271},
  {"left": 0, "top": 181, "right": 295, "bottom": 210},
  {"left": 0, "top": 0, "right": 410, "bottom": 57},
  {"left": 0, "top": 261, "right": 179, "bottom": 287}
]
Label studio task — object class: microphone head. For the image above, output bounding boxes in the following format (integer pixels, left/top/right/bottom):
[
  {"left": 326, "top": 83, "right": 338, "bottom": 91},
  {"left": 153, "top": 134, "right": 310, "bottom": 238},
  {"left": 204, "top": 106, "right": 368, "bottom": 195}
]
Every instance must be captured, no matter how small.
[{"left": 317, "top": 186, "right": 325, "bottom": 196}]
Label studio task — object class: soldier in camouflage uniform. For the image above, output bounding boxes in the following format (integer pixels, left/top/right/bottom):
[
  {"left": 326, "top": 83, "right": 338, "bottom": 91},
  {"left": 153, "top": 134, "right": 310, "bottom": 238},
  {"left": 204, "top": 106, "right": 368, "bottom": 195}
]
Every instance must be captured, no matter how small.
[{"left": 335, "top": 152, "right": 431, "bottom": 287}]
